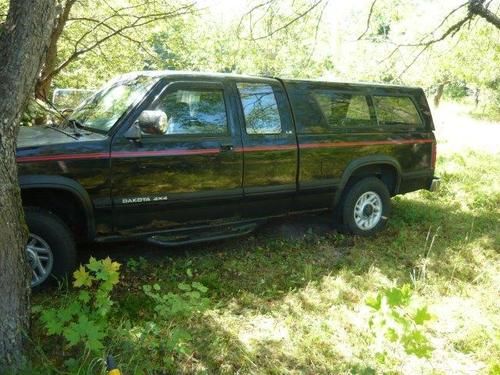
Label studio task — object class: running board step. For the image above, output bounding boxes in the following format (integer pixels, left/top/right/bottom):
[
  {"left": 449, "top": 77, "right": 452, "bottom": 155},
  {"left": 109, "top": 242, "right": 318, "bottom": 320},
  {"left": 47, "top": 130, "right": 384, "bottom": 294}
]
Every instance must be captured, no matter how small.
[{"left": 146, "top": 222, "right": 259, "bottom": 247}]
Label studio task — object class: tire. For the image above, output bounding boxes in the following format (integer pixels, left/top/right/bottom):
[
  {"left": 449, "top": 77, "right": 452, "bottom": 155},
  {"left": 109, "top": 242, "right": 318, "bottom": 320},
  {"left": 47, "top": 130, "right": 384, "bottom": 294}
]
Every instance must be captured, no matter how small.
[
  {"left": 25, "top": 208, "right": 77, "bottom": 287},
  {"left": 341, "top": 177, "right": 391, "bottom": 236}
]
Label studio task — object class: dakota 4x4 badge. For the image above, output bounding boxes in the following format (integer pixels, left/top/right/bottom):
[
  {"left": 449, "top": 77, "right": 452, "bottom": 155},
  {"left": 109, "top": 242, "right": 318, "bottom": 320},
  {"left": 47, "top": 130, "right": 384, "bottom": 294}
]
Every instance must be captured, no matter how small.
[{"left": 121, "top": 196, "right": 168, "bottom": 204}]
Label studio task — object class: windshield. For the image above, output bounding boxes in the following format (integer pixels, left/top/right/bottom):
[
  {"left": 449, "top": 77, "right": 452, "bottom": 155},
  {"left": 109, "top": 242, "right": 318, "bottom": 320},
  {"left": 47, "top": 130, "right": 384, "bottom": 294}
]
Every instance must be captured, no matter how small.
[{"left": 68, "top": 75, "right": 160, "bottom": 133}]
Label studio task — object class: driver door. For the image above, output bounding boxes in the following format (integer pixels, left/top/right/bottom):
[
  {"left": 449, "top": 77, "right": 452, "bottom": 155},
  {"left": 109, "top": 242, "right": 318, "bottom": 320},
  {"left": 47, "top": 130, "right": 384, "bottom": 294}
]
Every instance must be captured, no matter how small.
[{"left": 110, "top": 80, "right": 243, "bottom": 235}]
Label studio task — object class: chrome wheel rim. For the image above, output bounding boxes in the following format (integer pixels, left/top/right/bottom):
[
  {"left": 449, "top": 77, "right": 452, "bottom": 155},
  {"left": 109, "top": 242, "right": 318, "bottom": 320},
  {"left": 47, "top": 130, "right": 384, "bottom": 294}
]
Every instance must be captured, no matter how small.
[
  {"left": 354, "top": 191, "right": 383, "bottom": 231},
  {"left": 26, "top": 233, "right": 53, "bottom": 287}
]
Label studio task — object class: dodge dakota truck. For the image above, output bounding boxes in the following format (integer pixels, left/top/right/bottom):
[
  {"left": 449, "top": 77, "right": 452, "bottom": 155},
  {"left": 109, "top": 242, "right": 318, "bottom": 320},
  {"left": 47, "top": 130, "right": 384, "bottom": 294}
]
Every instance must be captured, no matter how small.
[{"left": 16, "top": 71, "right": 439, "bottom": 286}]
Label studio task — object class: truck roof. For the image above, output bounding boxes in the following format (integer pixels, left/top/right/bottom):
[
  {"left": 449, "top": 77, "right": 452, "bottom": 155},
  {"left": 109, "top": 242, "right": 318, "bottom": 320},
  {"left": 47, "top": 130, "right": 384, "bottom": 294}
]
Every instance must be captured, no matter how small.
[{"left": 116, "top": 70, "right": 423, "bottom": 92}]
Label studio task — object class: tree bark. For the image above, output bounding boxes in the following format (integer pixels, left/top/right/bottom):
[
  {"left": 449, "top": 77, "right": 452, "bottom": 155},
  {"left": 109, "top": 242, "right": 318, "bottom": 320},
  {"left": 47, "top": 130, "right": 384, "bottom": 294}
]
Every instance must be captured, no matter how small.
[
  {"left": 0, "top": 0, "right": 57, "bottom": 371},
  {"left": 35, "top": 0, "right": 76, "bottom": 101},
  {"left": 469, "top": 0, "right": 500, "bottom": 29},
  {"left": 433, "top": 82, "right": 448, "bottom": 107}
]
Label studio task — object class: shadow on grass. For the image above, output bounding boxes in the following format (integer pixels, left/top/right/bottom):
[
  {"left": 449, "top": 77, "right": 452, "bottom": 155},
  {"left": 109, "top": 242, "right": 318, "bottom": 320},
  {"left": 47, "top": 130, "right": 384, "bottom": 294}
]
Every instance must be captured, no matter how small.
[
  {"left": 33, "top": 195, "right": 498, "bottom": 373},
  {"left": 82, "top": 195, "right": 497, "bottom": 297}
]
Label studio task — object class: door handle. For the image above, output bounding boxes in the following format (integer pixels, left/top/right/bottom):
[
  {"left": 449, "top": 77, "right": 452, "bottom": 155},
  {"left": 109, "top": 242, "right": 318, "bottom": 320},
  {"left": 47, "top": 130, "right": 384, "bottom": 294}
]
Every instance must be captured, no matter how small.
[{"left": 220, "top": 144, "right": 234, "bottom": 152}]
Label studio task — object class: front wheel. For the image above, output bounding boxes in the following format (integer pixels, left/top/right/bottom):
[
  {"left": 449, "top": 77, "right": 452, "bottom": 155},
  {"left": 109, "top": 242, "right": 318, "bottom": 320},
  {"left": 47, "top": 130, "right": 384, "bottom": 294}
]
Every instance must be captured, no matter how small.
[
  {"left": 25, "top": 208, "right": 77, "bottom": 287},
  {"left": 342, "top": 177, "right": 391, "bottom": 236}
]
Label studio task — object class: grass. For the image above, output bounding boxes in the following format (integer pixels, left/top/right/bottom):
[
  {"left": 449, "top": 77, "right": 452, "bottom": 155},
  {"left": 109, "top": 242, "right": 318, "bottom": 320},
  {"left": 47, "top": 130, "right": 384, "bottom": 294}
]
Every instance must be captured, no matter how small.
[{"left": 27, "top": 150, "right": 500, "bottom": 374}]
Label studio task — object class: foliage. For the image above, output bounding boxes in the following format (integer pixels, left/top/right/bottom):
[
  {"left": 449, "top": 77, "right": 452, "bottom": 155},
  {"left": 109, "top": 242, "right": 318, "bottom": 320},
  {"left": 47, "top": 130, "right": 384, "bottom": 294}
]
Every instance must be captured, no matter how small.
[
  {"left": 35, "top": 257, "right": 121, "bottom": 353},
  {"left": 20, "top": 99, "right": 62, "bottom": 127},
  {"left": 3, "top": 0, "right": 497, "bottom": 118},
  {"left": 366, "top": 284, "right": 434, "bottom": 360},
  {"left": 142, "top": 281, "right": 210, "bottom": 320}
]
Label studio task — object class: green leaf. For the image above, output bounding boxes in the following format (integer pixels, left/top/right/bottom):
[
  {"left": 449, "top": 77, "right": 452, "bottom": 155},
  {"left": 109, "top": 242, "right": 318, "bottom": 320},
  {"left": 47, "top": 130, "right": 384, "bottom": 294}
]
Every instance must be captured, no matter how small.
[
  {"left": 63, "top": 324, "right": 81, "bottom": 347},
  {"left": 186, "top": 268, "right": 193, "bottom": 278},
  {"left": 86, "top": 257, "right": 101, "bottom": 272},
  {"left": 385, "top": 327, "right": 399, "bottom": 342},
  {"left": 41, "top": 310, "right": 63, "bottom": 335},
  {"left": 78, "top": 291, "right": 91, "bottom": 304},
  {"left": 191, "top": 282, "right": 208, "bottom": 293},
  {"left": 375, "top": 352, "right": 387, "bottom": 364},
  {"left": 413, "top": 306, "right": 432, "bottom": 325},
  {"left": 153, "top": 283, "right": 161, "bottom": 291},
  {"left": 84, "top": 322, "right": 105, "bottom": 352},
  {"left": 73, "top": 265, "right": 93, "bottom": 288},
  {"left": 178, "top": 282, "right": 191, "bottom": 292},
  {"left": 401, "top": 330, "right": 433, "bottom": 358},
  {"left": 366, "top": 293, "right": 382, "bottom": 310},
  {"left": 385, "top": 285, "right": 412, "bottom": 307}
]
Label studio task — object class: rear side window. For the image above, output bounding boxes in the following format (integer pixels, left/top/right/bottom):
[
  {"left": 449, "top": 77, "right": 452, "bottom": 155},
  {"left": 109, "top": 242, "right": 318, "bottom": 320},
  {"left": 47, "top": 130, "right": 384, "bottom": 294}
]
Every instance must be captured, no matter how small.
[
  {"left": 373, "top": 96, "right": 422, "bottom": 126},
  {"left": 312, "top": 91, "right": 372, "bottom": 129},
  {"left": 237, "top": 83, "right": 282, "bottom": 134}
]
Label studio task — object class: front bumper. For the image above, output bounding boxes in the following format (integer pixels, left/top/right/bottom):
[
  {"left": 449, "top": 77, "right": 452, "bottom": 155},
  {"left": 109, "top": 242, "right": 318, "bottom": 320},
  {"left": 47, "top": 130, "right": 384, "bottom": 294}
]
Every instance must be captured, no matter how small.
[{"left": 429, "top": 177, "right": 440, "bottom": 192}]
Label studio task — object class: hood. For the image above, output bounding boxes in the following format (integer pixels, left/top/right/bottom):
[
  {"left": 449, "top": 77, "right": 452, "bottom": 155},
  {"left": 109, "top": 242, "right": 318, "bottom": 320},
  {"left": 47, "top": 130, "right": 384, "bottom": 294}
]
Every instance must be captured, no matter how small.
[
  {"left": 17, "top": 126, "right": 78, "bottom": 148},
  {"left": 16, "top": 125, "right": 104, "bottom": 149}
]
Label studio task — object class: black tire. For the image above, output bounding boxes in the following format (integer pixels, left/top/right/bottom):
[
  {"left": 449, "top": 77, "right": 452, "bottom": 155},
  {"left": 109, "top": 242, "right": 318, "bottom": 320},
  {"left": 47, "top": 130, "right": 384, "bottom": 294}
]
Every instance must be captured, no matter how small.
[
  {"left": 341, "top": 177, "right": 391, "bottom": 236},
  {"left": 25, "top": 208, "right": 77, "bottom": 287}
]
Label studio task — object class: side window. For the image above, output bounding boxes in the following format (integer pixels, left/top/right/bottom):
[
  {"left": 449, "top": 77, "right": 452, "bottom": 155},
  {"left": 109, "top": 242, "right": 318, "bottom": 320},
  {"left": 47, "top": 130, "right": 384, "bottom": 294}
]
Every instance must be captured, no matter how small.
[
  {"left": 312, "top": 90, "right": 372, "bottom": 128},
  {"left": 373, "top": 96, "right": 422, "bottom": 126},
  {"left": 145, "top": 87, "right": 228, "bottom": 135},
  {"left": 237, "top": 83, "right": 282, "bottom": 135}
]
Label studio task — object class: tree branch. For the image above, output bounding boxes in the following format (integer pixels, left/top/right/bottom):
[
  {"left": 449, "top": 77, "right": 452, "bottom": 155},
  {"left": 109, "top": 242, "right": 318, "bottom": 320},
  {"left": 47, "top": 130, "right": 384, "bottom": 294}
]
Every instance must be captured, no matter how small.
[
  {"left": 42, "top": 3, "right": 195, "bottom": 83},
  {"left": 239, "top": 0, "right": 327, "bottom": 41},
  {"left": 469, "top": 0, "right": 500, "bottom": 28},
  {"left": 357, "top": 0, "right": 377, "bottom": 40}
]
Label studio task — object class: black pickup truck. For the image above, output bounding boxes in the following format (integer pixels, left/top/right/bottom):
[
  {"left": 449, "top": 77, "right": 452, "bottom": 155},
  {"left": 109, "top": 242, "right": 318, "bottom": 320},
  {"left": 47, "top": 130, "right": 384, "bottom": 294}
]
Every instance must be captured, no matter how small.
[{"left": 17, "top": 71, "right": 439, "bottom": 286}]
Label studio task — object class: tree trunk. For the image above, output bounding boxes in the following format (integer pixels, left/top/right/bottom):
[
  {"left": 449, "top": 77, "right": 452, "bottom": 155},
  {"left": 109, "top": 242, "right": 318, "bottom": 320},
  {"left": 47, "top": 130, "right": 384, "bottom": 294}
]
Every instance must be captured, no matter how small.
[
  {"left": 0, "top": 0, "right": 57, "bottom": 371},
  {"left": 35, "top": 0, "right": 76, "bottom": 101},
  {"left": 433, "top": 82, "right": 447, "bottom": 107}
]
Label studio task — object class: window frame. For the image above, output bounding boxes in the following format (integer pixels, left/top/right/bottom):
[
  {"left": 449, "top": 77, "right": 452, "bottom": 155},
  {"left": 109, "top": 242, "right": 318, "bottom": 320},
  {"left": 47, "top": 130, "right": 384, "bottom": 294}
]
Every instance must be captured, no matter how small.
[
  {"left": 371, "top": 94, "right": 425, "bottom": 130},
  {"left": 235, "top": 81, "right": 286, "bottom": 136},
  {"left": 141, "top": 80, "right": 231, "bottom": 138}
]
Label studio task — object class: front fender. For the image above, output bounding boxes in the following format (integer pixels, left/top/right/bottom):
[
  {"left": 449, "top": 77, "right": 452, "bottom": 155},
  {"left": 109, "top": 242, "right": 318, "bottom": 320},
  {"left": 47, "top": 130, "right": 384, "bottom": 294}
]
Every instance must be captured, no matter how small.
[{"left": 19, "top": 175, "right": 95, "bottom": 239}]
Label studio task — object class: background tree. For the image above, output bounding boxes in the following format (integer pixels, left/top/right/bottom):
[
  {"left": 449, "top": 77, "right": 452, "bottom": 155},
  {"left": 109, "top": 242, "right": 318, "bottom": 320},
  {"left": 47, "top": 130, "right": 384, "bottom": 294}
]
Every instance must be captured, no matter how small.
[
  {"left": 0, "top": 0, "right": 57, "bottom": 370},
  {"left": 34, "top": 0, "right": 195, "bottom": 100}
]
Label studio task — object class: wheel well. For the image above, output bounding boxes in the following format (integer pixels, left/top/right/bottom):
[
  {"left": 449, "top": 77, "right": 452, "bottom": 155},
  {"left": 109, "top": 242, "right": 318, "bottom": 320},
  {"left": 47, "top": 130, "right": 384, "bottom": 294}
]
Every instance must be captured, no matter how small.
[
  {"left": 346, "top": 164, "right": 399, "bottom": 196},
  {"left": 21, "top": 188, "right": 88, "bottom": 242}
]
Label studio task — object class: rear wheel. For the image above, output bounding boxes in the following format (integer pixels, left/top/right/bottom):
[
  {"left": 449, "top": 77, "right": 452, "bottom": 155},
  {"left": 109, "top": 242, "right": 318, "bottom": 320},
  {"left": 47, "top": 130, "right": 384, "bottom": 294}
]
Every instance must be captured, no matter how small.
[
  {"left": 25, "top": 208, "right": 77, "bottom": 287},
  {"left": 342, "top": 177, "right": 391, "bottom": 236}
]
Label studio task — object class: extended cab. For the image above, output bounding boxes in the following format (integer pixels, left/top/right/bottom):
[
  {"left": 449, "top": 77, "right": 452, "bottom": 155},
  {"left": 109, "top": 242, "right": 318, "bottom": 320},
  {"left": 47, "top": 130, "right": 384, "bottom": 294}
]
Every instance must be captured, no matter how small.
[{"left": 17, "top": 71, "right": 439, "bottom": 286}]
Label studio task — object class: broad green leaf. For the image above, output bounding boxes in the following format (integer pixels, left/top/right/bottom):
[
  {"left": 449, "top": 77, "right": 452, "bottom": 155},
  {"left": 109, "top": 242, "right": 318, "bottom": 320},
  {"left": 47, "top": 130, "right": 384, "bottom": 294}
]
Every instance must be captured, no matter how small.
[
  {"left": 387, "top": 327, "right": 400, "bottom": 342},
  {"left": 413, "top": 306, "right": 432, "bottom": 325},
  {"left": 41, "top": 310, "right": 63, "bottom": 335},
  {"left": 401, "top": 330, "right": 433, "bottom": 358},
  {"left": 192, "top": 282, "right": 208, "bottom": 293},
  {"left": 366, "top": 293, "right": 382, "bottom": 310},
  {"left": 78, "top": 291, "right": 91, "bottom": 304},
  {"left": 86, "top": 257, "right": 101, "bottom": 272},
  {"left": 178, "top": 282, "right": 191, "bottom": 292},
  {"left": 84, "top": 323, "right": 105, "bottom": 352},
  {"left": 73, "top": 265, "right": 93, "bottom": 288},
  {"left": 385, "top": 285, "right": 412, "bottom": 307},
  {"left": 63, "top": 324, "right": 81, "bottom": 347}
]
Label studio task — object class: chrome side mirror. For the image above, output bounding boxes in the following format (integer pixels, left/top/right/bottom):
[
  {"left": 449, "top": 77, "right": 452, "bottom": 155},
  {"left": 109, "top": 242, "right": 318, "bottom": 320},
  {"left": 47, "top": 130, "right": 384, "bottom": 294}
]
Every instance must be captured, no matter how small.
[{"left": 137, "top": 110, "right": 168, "bottom": 135}]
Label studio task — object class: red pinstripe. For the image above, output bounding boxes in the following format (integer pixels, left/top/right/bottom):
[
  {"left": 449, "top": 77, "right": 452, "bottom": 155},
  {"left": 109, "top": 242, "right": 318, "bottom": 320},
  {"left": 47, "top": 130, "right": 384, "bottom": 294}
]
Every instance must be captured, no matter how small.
[{"left": 16, "top": 139, "right": 433, "bottom": 163}]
